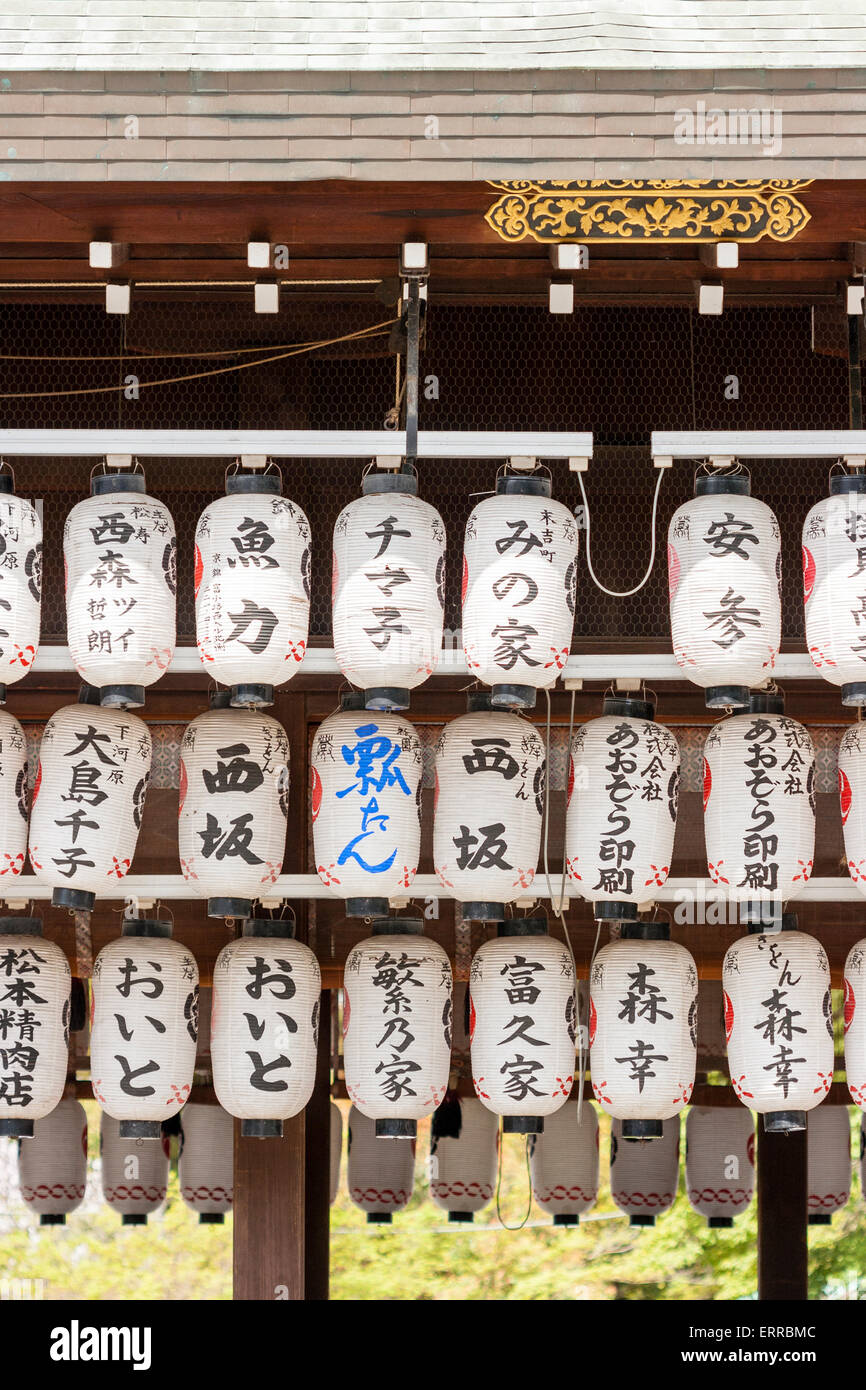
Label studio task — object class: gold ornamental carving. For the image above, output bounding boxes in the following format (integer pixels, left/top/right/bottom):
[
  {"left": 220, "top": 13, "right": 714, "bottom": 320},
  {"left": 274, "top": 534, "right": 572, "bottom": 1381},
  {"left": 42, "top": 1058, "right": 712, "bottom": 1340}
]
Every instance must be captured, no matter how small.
[{"left": 484, "top": 179, "right": 813, "bottom": 244}]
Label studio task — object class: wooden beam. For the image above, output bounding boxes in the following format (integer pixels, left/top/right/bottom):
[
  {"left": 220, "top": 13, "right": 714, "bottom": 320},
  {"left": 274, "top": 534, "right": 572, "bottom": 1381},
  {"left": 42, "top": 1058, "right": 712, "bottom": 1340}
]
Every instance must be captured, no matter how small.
[
  {"left": 758, "top": 1122, "right": 808, "bottom": 1302},
  {"left": 233, "top": 1114, "right": 306, "bottom": 1302}
]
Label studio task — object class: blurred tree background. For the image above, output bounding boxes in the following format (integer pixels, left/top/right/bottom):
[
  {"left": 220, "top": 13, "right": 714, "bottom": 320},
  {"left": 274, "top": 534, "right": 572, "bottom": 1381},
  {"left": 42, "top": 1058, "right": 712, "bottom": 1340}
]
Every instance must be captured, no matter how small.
[{"left": 1, "top": 1100, "right": 865, "bottom": 1300}]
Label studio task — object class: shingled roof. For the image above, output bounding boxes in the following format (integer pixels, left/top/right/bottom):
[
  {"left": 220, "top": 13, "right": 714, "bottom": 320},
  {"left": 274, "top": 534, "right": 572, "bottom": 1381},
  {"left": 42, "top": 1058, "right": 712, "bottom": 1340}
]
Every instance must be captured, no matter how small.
[{"left": 2, "top": 0, "right": 865, "bottom": 71}]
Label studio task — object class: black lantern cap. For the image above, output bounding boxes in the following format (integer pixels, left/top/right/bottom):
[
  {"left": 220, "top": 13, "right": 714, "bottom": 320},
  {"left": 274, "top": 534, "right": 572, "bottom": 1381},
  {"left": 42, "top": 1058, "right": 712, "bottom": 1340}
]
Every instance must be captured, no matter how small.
[
  {"left": 449, "top": 1210, "right": 474, "bottom": 1223},
  {"left": 630, "top": 1214, "right": 655, "bottom": 1226},
  {"left": 502, "top": 1115, "right": 544, "bottom": 1135},
  {"left": 462, "top": 901, "right": 507, "bottom": 923},
  {"left": 830, "top": 473, "right": 866, "bottom": 496},
  {"left": 0, "top": 917, "right": 42, "bottom": 937},
  {"left": 348, "top": 897, "right": 391, "bottom": 920},
  {"left": 209, "top": 689, "right": 232, "bottom": 709},
  {"left": 122, "top": 1214, "right": 147, "bottom": 1226},
  {"left": 497, "top": 917, "right": 547, "bottom": 937},
  {"left": 119, "top": 1120, "right": 162, "bottom": 1140},
  {"left": 100, "top": 684, "right": 145, "bottom": 710},
  {"left": 496, "top": 474, "right": 552, "bottom": 498},
  {"left": 226, "top": 472, "right": 281, "bottom": 496},
  {"left": 808, "top": 1214, "right": 832, "bottom": 1226},
  {"left": 695, "top": 473, "right": 750, "bottom": 498},
  {"left": 744, "top": 903, "right": 788, "bottom": 933},
  {"left": 842, "top": 682, "right": 866, "bottom": 707},
  {"left": 230, "top": 683, "right": 274, "bottom": 709},
  {"left": 243, "top": 917, "right": 296, "bottom": 939},
  {"left": 340, "top": 690, "right": 367, "bottom": 711},
  {"left": 241, "top": 1119, "right": 283, "bottom": 1139},
  {"left": 491, "top": 683, "right": 536, "bottom": 710},
  {"left": 371, "top": 916, "right": 425, "bottom": 937},
  {"left": 52, "top": 887, "right": 95, "bottom": 912},
  {"left": 594, "top": 899, "right": 639, "bottom": 923},
  {"left": 0, "top": 473, "right": 14, "bottom": 496},
  {"left": 467, "top": 690, "right": 493, "bottom": 712},
  {"left": 92, "top": 472, "right": 147, "bottom": 497},
  {"left": 208, "top": 896, "right": 252, "bottom": 920},
  {"left": 0, "top": 1117, "right": 33, "bottom": 1138},
  {"left": 706, "top": 684, "right": 750, "bottom": 710},
  {"left": 764, "top": 1110, "right": 806, "bottom": 1134},
  {"left": 200, "top": 1212, "right": 225, "bottom": 1224},
  {"left": 708, "top": 1216, "right": 734, "bottom": 1228},
  {"left": 376, "top": 1118, "right": 416, "bottom": 1138},
  {"left": 553, "top": 1213, "right": 579, "bottom": 1226},
  {"left": 748, "top": 688, "right": 784, "bottom": 715},
  {"left": 621, "top": 922, "right": 670, "bottom": 942},
  {"left": 367, "top": 1211, "right": 392, "bottom": 1223},
  {"left": 622, "top": 1118, "right": 663, "bottom": 1140},
  {"left": 602, "top": 695, "right": 656, "bottom": 721},
  {"left": 362, "top": 471, "right": 418, "bottom": 496},
  {"left": 121, "top": 918, "right": 172, "bottom": 938},
  {"left": 363, "top": 687, "right": 410, "bottom": 711},
  {"left": 40, "top": 1213, "right": 66, "bottom": 1226}
]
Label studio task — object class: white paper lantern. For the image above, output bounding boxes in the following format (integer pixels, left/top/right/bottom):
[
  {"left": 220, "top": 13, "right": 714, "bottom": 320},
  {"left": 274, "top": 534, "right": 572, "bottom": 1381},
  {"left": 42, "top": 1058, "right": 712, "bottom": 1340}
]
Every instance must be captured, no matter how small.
[
  {"left": 179, "top": 1102, "right": 233, "bottom": 1223},
  {"left": 469, "top": 920, "right": 576, "bottom": 1134},
  {"left": 100, "top": 1111, "right": 169, "bottom": 1225},
  {"left": 311, "top": 698, "right": 422, "bottom": 919},
  {"left": 0, "top": 917, "right": 71, "bottom": 1140},
  {"left": 347, "top": 1103, "right": 415, "bottom": 1223},
  {"left": 18, "top": 1097, "right": 87, "bottom": 1225},
  {"left": 703, "top": 699, "right": 815, "bottom": 927},
  {"left": 91, "top": 920, "right": 199, "bottom": 1139},
  {"left": 589, "top": 927, "right": 697, "bottom": 1136},
  {"left": 211, "top": 919, "right": 321, "bottom": 1138},
  {"left": 0, "top": 709, "right": 29, "bottom": 883},
  {"left": 838, "top": 727, "right": 866, "bottom": 896},
  {"left": 685, "top": 1107, "right": 755, "bottom": 1227},
  {"left": 64, "top": 470, "right": 176, "bottom": 708},
  {"left": 332, "top": 474, "right": 446, "bottom": 710},
  {"left": 668, "top": 472, "right": 781, "bottom": 709},
  {"left": 28, "top": 699, "right": 152, "bottom": 913},
  {"left": 428, "top": 1096, "right": 498, "bottom": 1221},
  {"left": 178, "top": 700, "right": 289, "bottom": 919},
  {"left": 0, "top": 479, "right": 41, "bottom": 699},
  {"left": 807, "top": 1106, "right": 851, "bottom": 1225},
  {"left": 462, "top": 473, "right": 578, "bottom": 710},
  {"left": 529, "top": 1100, "right": 599, "bottom": 1225},
  {"left": 434, "top": 705, "right": 544, "bottom": 920},
  {"left": 330, "top": 1100, "right": 342, "bottom": 1206},
  {"left": 803, "top": 475, "right": 866, "bottom": 705},
  {"left": 195, "top": 473, "right": 311, "bottom": 707},
  {"left": 344, "top": 921, "right": 451, "bottom": 1137},
  {"left": 610, "top": 1115, "right": 680, "bottom": 1226},
  {"left": 723, "top": 924, "right": 833, "bottom": 1132},
  {"left": 566, "top": 695, "right": 680, "bottom": 922},
  {"left": 844, "top": 937, "right": 866, "bottom": 1108}
]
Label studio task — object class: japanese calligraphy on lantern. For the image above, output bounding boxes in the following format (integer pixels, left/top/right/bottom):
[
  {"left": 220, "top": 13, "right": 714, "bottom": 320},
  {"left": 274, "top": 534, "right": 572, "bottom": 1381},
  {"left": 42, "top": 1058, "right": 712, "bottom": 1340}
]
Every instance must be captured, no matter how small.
[
  {"left": 668, "top": 483, "right": 781, "bottom": 700},
  {"left": 566, "top": 710, "right": 680, "bottom": 912},
  {"left": 64, "top": 481, "right": 177, "bottom": 693},
  {"left": 211, "top": 935, "right": 320, "bottom": 1123},
  {"left": 723, "top": 928, "right": 833, "bottom": 1117},
  {"left": 0, "top": 926, "right": 70, "bottom": 1131},
  {"left": 0, "top": 489, "right": 41, "bottom": 690},
  {"left": 177, "top": 707, "right": 289, "bottom": 909},
  {"left": 311, "top": 709, "right": 422, "bottom": 904},
  {"left": 90, "top": 933, "right": 198, "bottom": 1125},
  {"left": 703, "top": 713, "right": 815, "bottom": 916},
  {"left": 196, "top": 488, "right": 311, "bottom": 691},
  {"left": 462, "top": 482, "right": 578, "bottom": 699},
  {"left": 589, "top": 938, "right": 697, "bottom": 1119},
  {"left": 28, "top": 704, "right": 152, "bottom": 903},
  {"left": 434, "top": 711, "right": 544, "bottom": 906},
  {"left": 469, "top": 932, "right": 576, "bottom": 1121},
  {"left": 332, "top": 488, "right": 446, "bottom": 694},
  {"left": 344, "top": 929, "right": 451, "bottom": 1124},
  {"left": 803, "top": 482, "right": 866, "bottom": 697}
]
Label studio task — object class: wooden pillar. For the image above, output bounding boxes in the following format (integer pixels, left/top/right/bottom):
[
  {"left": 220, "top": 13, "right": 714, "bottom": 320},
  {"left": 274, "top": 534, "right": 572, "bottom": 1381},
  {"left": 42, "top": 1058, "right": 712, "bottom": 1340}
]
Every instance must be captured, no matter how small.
[
  {"left": 757, "top": 1121, "right": 808, "bottom": 1301},
  {"left": 304, "top": 988, "right": 332, "bottom": 1300},
  {"left": 233, "top": 1115, "right": 306, "bottom": 1301}
]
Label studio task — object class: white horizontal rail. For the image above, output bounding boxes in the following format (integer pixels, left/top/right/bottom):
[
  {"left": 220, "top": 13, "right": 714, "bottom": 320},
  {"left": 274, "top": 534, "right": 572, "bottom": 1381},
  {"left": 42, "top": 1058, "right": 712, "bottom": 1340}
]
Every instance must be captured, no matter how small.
[
  {"left": 0, "top": 429, "right": 593, "bottom": 461},
  {"left": 15, "top": 875, "right": 862, "bottom": 903},
  {"left": 652, "top": 430, "right": 866, "bottom": 461},
  {"left": 29, "top": 645, "right": 821, "bottom": 682}
]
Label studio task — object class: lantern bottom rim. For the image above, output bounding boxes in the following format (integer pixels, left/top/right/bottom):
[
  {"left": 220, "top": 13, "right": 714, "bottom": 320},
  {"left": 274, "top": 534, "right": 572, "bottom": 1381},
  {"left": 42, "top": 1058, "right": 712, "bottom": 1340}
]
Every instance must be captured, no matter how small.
[
  {"left": 230, "top": 683, "right": 274, "bottom": 709},
  {"left": 808, "top": 1214, "right": 832, "bottom": 1226},
  {"left": 40, "top": 1213, "right": 66, "bottom": 1226},
  {"left": 630, "top": 1214, "right": 656, "bottom": 1226},
  {"left": 842, "top": 681, "right": 866, "bottom": 707},
  {"left": 121, "top": 1214, "right": 148, "bottom": 1226},
  {"left": 363, "top": 686, "right": 410, "bottom": 712},
  {"left": 0, "top": 1117, "right": 33, "bottom": 1137},
  {"left": 367, "top": 1212, "right": 392, "bottom": 1223},
  {"left": 763, "top": 1109, "right": 806, "bottom": 1133},
  {"left": 491, "top": 682, "right": 536, "bottom": 710},
  {"left": 622, "top": 1118, "right": 663, "bottom": 1140},
  {"left": 346, "top": 896, "right": 390, "bottom": 919},
  {"left": 119, "top": 1120, "right": 162, "bottom": 1139},
  {"left": 594, "top": 899, "right": 639, "bottom": 922},
  {"left": 200, "top": 1212, "right": 226, "bottom": 1224},
  {"left": 241, "top": 1118, "right": 283, "bottom": 1139},
  {"left": 375, "top": 1117, "right": 416, "bottom": 1139},
  {"left": 208, "top": 896, "right": 252, "bottom": 920},
  {"left": 708, "top": 1216, "right": 734, "bottom": 1228},
  {"left": 461, "top": 901, "right": 506, "bottom": 923},
  {"left": 100, "top": 684, "right": 145, "bottom": 709},
  {"left": 705, "top": 684, "right": 750, "bottom": 710},
  {"left": 448, "top": 1210, "right": 474, "bottom": 1223},
  {"left": 52, "top": 887, "right": 95, "bottom": 912},
  {"left": 502, "top": 1115, "right": 544, "bottom": 1135},
  {"left": 553, "top": 1213, "right": 579, "bottom": 1226}
]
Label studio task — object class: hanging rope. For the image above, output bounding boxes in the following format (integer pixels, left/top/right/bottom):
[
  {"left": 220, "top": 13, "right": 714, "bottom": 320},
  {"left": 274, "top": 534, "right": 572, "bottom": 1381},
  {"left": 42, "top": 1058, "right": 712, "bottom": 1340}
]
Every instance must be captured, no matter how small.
[
  {"left": 577, "top": 466, "right": 665, "bottom": 599},
  {"left": 494, "top": 1128, "right": 534, "bottom": 1232}
]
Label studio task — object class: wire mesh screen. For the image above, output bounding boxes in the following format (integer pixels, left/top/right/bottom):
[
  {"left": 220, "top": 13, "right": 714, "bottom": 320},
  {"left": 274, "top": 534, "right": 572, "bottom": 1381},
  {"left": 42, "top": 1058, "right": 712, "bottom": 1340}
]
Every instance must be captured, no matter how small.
[{"left": 0, "top": 300, "right": 849, "bottom": 644}]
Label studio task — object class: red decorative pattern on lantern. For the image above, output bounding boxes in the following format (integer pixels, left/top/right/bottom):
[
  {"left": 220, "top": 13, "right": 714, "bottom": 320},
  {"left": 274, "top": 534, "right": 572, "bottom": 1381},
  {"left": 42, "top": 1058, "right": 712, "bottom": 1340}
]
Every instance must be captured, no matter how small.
[
  {"left": 723, "top": 990, "right": 734, "bottom": 1043},
  {"left": 311, "top": 765, "right": 322, "bottom": 821},
  {"left": 702, "top": 756, "right": 711, "bottom": 813},
  {"left": 567, "top": 754, "right": 575, "bottom": 806},
  {"left": 802, "top": 545, "right": 816, "bottom": 603},
  {"left": 840, "top": 767, "right": 853, "bottom": 826},
  {"left": 342, "top": 987, "right": 351, "bottom": 1037},
  {"left": 469, "top": 993, "right": 476, "bottom": 1045},
  {"left": 845, "top": 976, "right": 856, "bottom": 1033},
  {"left": 178, "top": 758, "right": 187, "bottom": 816},
  {"left": 589, "top": 995, "right": 597, "bottom": 1047},
  {"left": 461, "top": 555, "right": 468, "bottom": 605},
  {"left": 194, "top": 544, "right": 203, "bottom": 598},
  {"left": 667, "top": 543, "right": 680, "bottom": 598}
]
